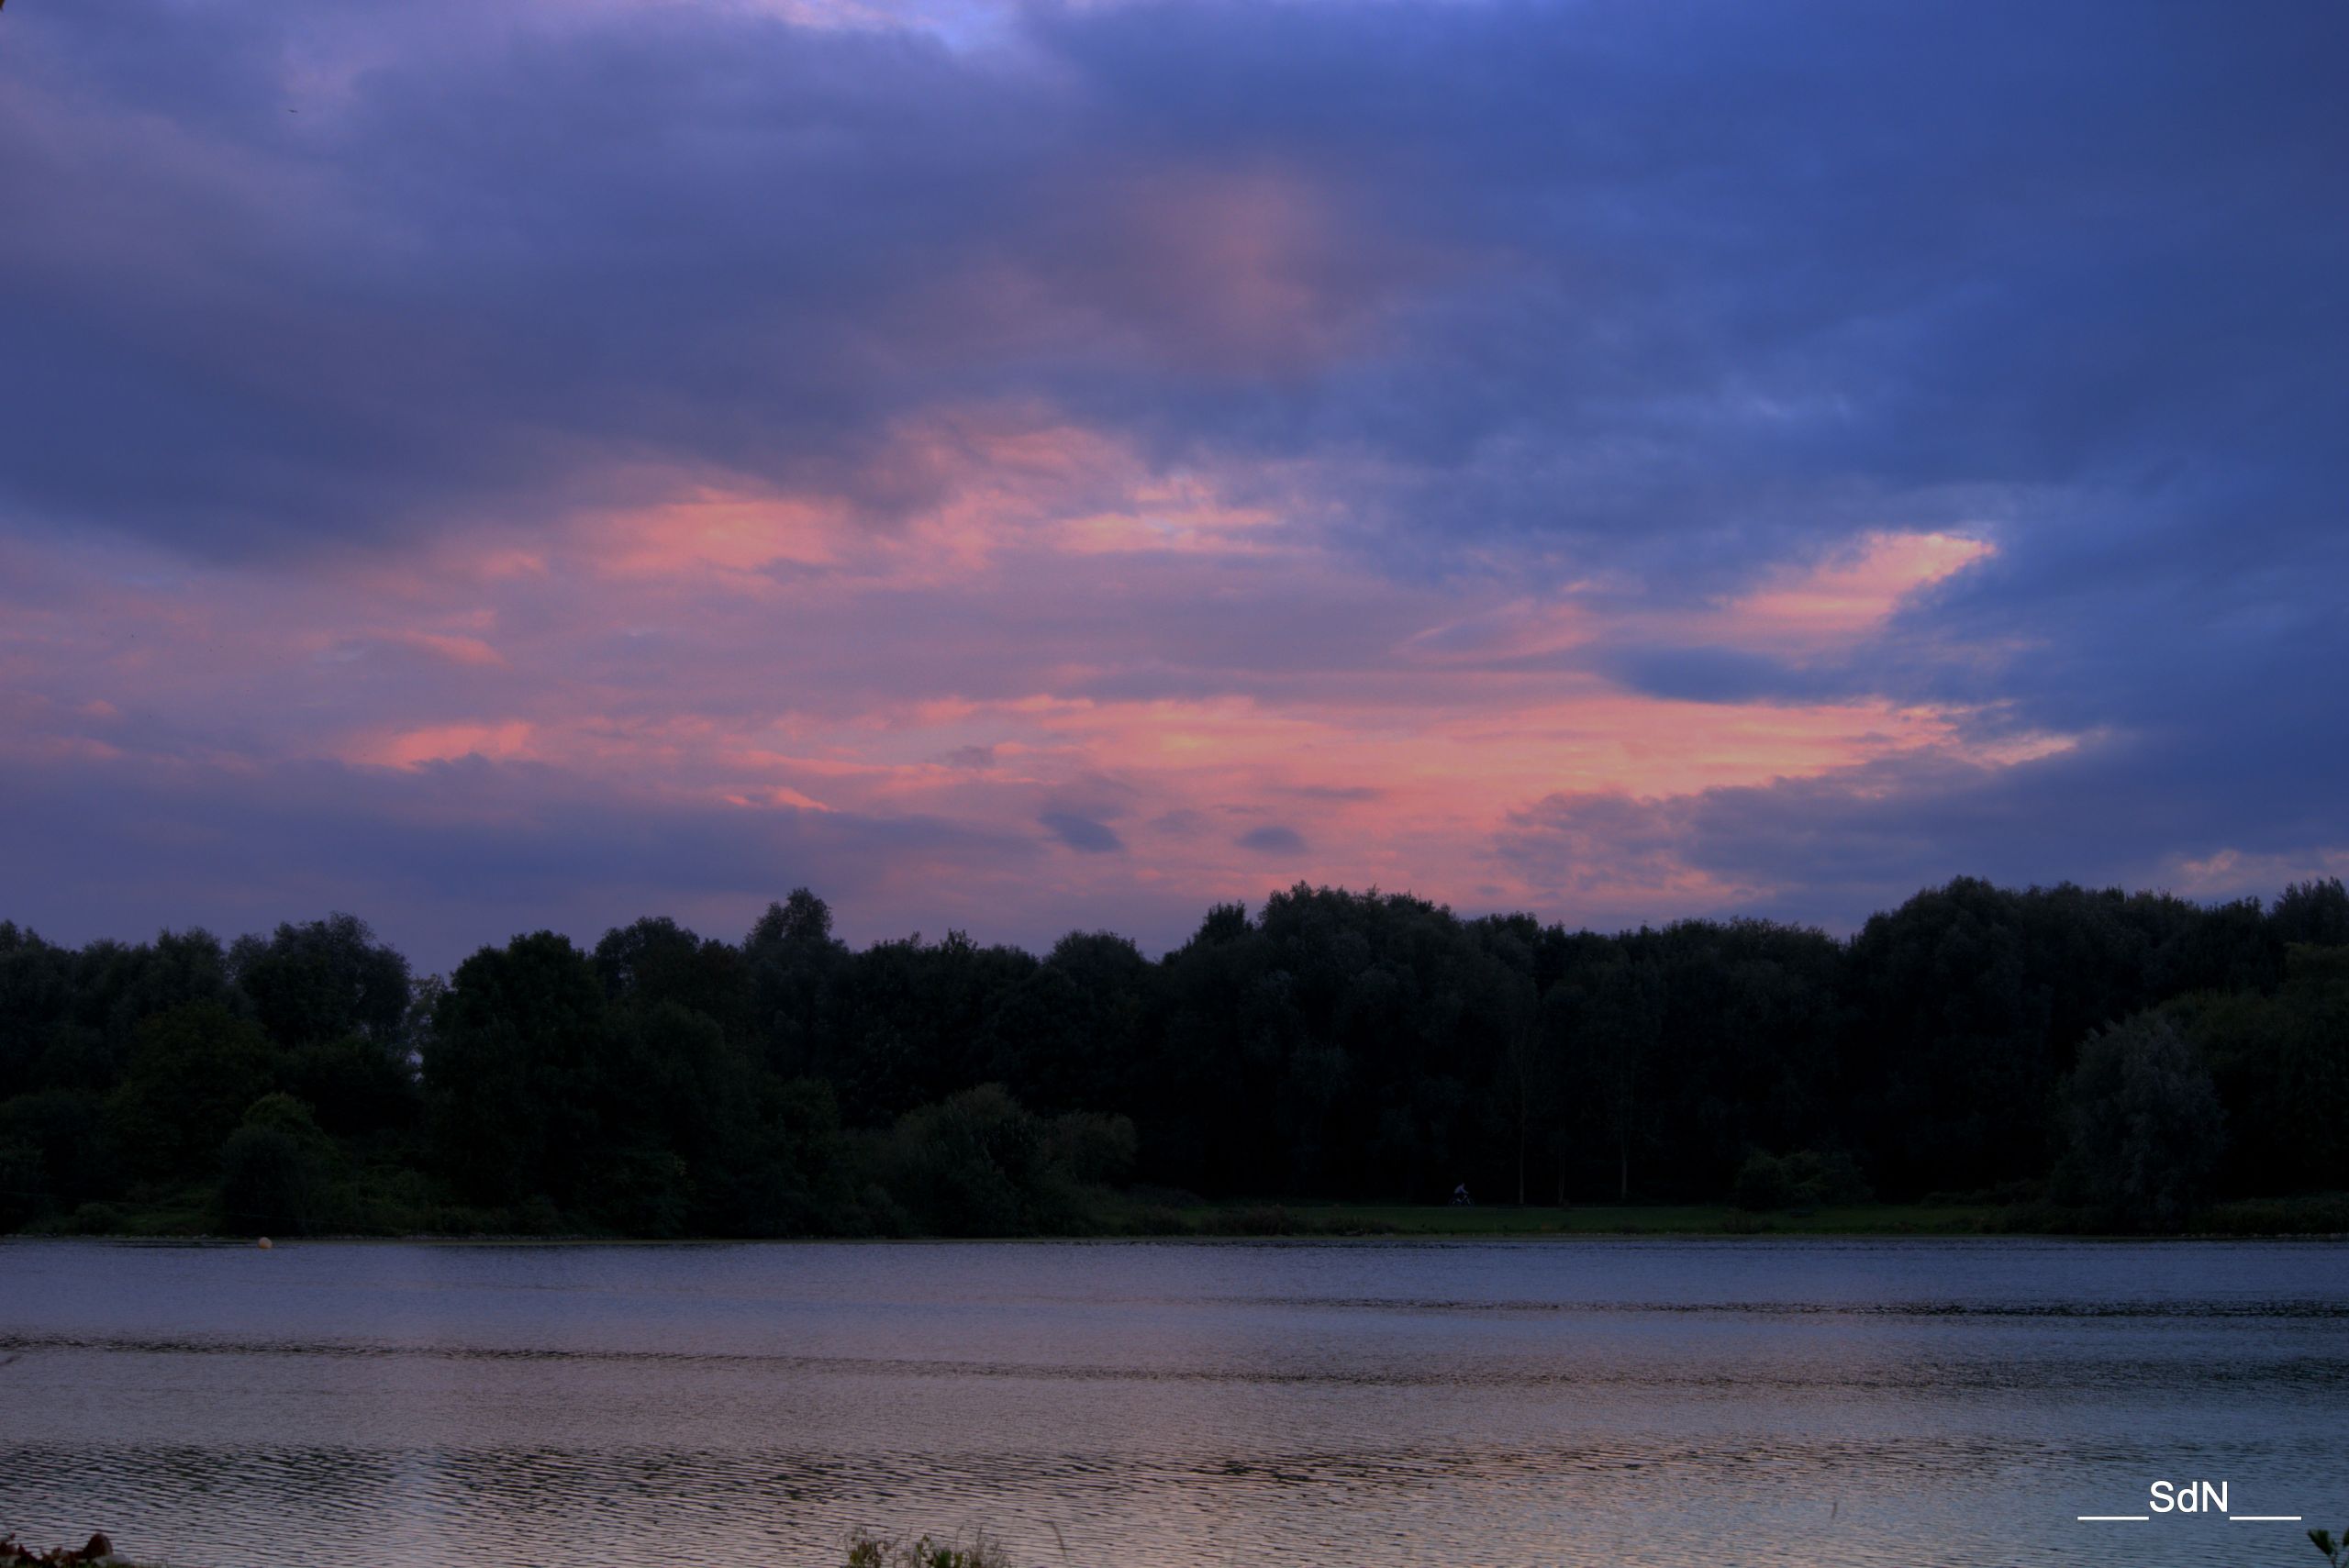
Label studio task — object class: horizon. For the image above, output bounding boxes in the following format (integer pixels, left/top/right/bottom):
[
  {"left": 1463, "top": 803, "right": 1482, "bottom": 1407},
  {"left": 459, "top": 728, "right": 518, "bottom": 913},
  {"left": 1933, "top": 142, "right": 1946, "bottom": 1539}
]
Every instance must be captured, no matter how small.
[
  {"left": 6, "top": 0, "right": 2344, "bottom": 976},
  {"left": 8, "top": 870, "right": 2336, "bottom": 979}
]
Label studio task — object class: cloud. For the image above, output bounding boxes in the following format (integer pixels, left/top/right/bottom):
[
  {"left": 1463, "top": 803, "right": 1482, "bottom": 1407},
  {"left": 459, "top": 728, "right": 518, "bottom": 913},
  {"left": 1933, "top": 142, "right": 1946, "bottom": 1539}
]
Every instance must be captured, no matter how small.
[
  {"left": 13, "top": 0, "right": 2333, "bottom": 579},
  {"left": 1503, "top": 694, "right": 2349, "bottom": 932},
  {"left": 1040, "top": 811, "right": 1124, "bottom": 854},
  {"left": 1594, "top": 647, "right": 1831, "bottom": 707},
  {"left": 0, "top": 749, "right": 1041, "bottom": 973},
  {"left": 0, "top": 0, "right": 2343, "bottom": 948}
]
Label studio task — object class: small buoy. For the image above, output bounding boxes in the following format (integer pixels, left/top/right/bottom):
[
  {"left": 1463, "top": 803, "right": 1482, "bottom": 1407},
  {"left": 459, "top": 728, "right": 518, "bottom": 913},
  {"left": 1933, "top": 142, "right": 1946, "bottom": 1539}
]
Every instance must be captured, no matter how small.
[{"left": 256, "top": 1237, "right": 273, "bottom": 1250}]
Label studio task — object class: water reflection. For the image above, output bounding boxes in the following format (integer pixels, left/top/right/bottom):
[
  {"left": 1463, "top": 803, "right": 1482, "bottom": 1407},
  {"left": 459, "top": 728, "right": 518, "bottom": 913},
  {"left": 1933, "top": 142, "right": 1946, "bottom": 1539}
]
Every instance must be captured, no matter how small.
[{"left": 1, "top": 1238, "right": 2341, "bottom": 1567}]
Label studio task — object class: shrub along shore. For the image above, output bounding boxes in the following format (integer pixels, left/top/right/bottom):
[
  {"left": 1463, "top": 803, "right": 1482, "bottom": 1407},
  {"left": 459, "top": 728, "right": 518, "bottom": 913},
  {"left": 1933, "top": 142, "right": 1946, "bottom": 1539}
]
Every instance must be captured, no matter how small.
[{"left": 6, "top": 876, "right": 2348, "bottom": 1241}]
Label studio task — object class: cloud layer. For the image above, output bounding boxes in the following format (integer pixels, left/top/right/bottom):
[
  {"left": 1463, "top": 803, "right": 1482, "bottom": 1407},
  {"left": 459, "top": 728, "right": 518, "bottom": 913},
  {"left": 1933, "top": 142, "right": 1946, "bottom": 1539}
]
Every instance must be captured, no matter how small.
[{"left": 3, "top": 0, "right": 2343, "bottom": 967}]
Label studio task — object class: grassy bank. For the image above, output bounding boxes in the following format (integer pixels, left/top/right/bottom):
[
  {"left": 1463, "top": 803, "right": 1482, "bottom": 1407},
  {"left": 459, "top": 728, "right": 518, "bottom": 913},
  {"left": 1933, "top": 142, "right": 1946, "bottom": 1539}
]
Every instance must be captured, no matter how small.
[
  {"left": 1162, "top": 1201, "right": 2005, "bottom": 1236},
  {"left": 14, "top": 1191, "right": 2349, "bottom": 1243},
  {"left": 1131, "top": 1193, "right": 2349, "bottom": 1239}
]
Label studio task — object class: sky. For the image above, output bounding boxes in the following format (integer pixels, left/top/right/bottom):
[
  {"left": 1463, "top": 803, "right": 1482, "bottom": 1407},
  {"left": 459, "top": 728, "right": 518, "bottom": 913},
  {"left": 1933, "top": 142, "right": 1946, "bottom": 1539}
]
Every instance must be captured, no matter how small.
[{"left": 3, "top": 0, "right": 2345, "bottom": 971}]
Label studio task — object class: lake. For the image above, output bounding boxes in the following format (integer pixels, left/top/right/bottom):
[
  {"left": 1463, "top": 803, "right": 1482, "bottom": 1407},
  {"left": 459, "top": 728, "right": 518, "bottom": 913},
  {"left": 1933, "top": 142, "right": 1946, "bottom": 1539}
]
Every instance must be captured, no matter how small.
[{"left": 1, "top": 1237, "right": 2342, "bottom": 1566}]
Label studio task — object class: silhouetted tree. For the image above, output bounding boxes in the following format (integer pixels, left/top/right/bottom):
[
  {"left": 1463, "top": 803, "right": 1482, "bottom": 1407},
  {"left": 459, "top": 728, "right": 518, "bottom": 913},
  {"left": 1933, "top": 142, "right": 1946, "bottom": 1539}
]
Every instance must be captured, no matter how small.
[
  {"left": 424, "top": 932, "right": 607, "bottom": 1209},
  {"left": 1557, "top": 945, "right": 1661, "bottom": 1200},
  {"left": 595, "top": 917, "right": 752, "bottom": 1040},
  {"left": 2172, "top": 944, "right": 2349, "bottom": 1195},
  {"left": 746, "top": 890, "right": 848, "bottom": 1079},
  {"left": 229, "top": 914, "right": 410, "bottom": 1049},
  {"left": 2273, "top": 878, "right": 2349, "bottom": 947},
  {"left": 3, "top": 873, "right": 2344, "bottom": 1236}
]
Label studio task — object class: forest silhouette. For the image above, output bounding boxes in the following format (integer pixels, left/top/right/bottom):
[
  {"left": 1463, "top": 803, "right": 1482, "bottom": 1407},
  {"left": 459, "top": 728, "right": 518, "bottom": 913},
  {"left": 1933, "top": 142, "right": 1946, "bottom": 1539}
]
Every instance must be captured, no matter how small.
[{"left": 3, "top": 876, "right": 2345, "bottom": 1239}]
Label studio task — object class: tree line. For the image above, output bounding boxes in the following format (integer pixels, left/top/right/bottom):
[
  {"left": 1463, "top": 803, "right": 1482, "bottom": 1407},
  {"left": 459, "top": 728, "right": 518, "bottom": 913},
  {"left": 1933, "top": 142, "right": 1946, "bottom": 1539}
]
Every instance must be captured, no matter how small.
[{"left": 2, "top": 875, "right": 2344, "bottom": 1238}]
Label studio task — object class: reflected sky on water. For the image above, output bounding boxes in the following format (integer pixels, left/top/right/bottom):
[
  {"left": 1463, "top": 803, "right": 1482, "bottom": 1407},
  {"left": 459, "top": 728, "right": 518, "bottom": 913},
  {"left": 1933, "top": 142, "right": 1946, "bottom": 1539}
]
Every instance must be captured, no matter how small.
[{"left": 2, "top": 1238, "right": 2343, "bottom": 1566}]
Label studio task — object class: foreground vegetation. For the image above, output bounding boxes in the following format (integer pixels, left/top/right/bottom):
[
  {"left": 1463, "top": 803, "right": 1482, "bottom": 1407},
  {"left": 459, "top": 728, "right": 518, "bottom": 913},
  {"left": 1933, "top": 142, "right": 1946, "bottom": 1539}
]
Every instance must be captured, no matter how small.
[
  {"left": 2, "top": 1530, "right": 1018, "bottom": 1568},
  {"left": 16, "top": 1521, "right": 2349, "bottom": 1567},
  {"left": 0, "top": 1534, "right": 119, "bottom": 1566},
  {"left": 847, "top": 1533, "right": 1016, "bottom": 1568},
  {"left": 5, "top": 876, "right": 2347, "bottom": 1240}
]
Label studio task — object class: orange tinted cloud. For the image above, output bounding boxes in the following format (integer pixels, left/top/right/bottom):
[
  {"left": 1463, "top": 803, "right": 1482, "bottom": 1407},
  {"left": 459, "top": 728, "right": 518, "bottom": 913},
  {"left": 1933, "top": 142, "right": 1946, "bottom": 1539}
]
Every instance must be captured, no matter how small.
[
  {"left": 592, "top": 488, "right": 845, "bottom": 582},
  {"left": 1724, "top": 530, "right": 1993, "bottom": 648},
  {"left": 351, "top": 722, "right": 538, "bottom": 769},
  {"left": 0, "top": 413, "right": 2060, "bottom": 937}
]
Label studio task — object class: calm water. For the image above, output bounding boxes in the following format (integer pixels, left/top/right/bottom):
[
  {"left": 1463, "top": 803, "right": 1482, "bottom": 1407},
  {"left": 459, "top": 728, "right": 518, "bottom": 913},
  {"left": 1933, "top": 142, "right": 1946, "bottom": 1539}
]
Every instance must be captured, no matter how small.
[{"left": 2, "top": 1237, "right": 2343, "bottom": 1567}]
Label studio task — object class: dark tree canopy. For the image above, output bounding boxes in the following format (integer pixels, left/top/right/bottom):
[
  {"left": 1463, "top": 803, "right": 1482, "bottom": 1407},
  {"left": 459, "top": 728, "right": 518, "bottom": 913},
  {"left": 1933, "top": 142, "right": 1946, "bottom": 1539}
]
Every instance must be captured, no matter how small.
[
  {"left": 230, "top": 914, "right": 410, "bottom": 1049},
  {"left": 1, "top": 877, "right": 2343, "bottom": 1237}
]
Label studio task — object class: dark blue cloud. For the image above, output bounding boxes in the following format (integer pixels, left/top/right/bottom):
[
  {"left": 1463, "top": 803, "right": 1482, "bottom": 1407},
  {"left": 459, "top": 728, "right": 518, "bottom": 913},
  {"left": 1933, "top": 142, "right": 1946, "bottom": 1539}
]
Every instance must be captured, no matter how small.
[
  {"left": 1237, "top": 824, "right": 1306, "bottom": 853},
  {"left": 1040, "top": 811, "right": 1125, "bottom": 854},
  {"left": 9, "top": 0, "right": 2339, "bottom": 582},
  {"left": 1595, "top": 646, "right": 1842, "bottom": 706}
]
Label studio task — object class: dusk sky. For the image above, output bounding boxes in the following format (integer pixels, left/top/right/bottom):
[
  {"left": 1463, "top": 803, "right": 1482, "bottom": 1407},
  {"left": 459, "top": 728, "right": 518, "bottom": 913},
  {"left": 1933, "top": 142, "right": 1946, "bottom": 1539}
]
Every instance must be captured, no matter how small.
[{"left": 4, "top": 0, "right": 2344, "bottom": 971}]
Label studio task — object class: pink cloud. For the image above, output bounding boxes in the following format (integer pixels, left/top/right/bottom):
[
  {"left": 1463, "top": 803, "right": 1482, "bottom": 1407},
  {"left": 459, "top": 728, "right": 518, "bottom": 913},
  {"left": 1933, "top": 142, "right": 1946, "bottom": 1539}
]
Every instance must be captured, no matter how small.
[
  {"left": 351, "top": 721, "right": 539, "bottom": 770},
  {"left": 0, "top": 410, "right": 2064, "bottom": 944},
  {"left": 1722, "top": 530, "right": 1994, "bottom": 649}
]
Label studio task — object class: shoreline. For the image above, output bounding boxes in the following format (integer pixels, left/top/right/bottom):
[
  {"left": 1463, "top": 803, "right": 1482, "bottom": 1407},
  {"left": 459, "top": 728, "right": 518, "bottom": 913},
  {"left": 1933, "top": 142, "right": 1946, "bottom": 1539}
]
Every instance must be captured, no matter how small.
[{"left": 10, "top": 1197, "right": 2348, "bottom": 1245}]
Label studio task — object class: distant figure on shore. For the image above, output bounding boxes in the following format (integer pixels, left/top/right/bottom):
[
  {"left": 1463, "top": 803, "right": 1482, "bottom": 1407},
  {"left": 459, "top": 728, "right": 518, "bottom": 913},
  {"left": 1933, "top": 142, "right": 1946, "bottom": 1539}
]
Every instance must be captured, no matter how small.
[{"left": 1451, "top": 1183, "right": 1473, "bottom": 1207}]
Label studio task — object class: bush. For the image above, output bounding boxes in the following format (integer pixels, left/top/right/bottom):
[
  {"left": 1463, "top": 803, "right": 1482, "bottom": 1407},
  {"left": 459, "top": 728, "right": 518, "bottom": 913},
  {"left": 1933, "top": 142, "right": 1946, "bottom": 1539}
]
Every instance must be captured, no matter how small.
[
  {"left": 0, "top": 1138, "right": 48, "bottom": 1230},
  {"left": 218, "top": 1094, "right": 336, "bottom": 1235},
  {"left": 877, "top": 1084, "right": 1041, "bottom": 1236},
  {"left": 1732, "top": 1149, "right": 1871, "bottom": 1211},
  {"left": 0, "top": 1531, "right": 129, "bottom": 1566},
  {"left": 2054, "top": 1012, "right": 2226, "bottom": 1231},
  {"left": 1044, "top": 1110, "right": 1138, "bottom": 1186},
  {"left": 1731, "top": 1152, "right": 1797, "bottom": 1211},
  {"left": 63, "top": 1201, "right": 128, "bottom": 1234},
  {"left": 871, "top": 1085, "right": 1137, "bottom": 1236},
  {"left": 587, "top": 1147, "right": 693, "bottom": 1238},
  {"left": 845, "top": 1532, "right": 1017, "bottom": 1568},
  {"left": 1126, "top": 1204, "right": 1191, "bottom": 1235}
]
